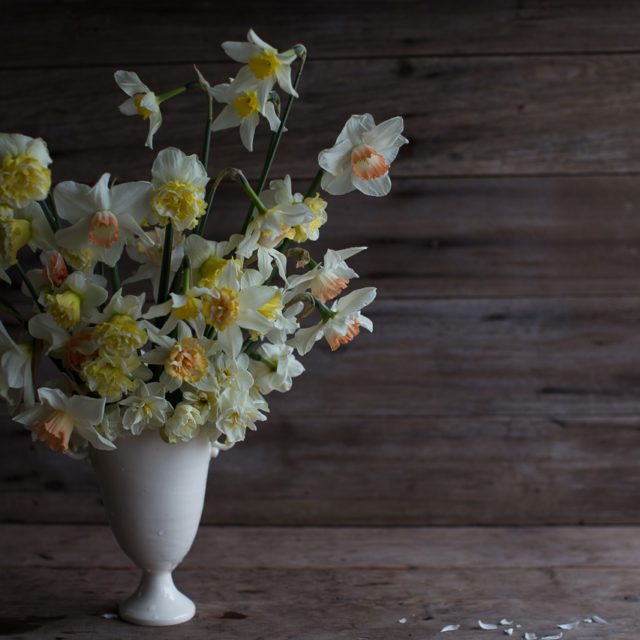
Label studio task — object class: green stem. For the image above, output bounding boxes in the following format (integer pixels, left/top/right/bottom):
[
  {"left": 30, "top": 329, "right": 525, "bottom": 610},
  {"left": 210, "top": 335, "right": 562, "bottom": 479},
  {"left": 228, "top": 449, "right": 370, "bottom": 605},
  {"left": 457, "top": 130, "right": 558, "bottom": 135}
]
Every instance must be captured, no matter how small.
[
  {"left": 15, "top": 263, "right": 44, "bottom": 312},
  {"left": 313, "top": 294, "right": 336, "bottom": 323},
  {"left": 47, "top": 193, "right": 62, "bottom": 230},
  {"left": 157, "top": 80, "right": 200, "bottom": 104},
  {"left": 110, "top": 265, "right": 120, "bottom": 292},
  {"left": 248, "top": 351, "right": 277, "bottom": 372},
  {"left": 201, "top": 91, "right": 213, "bottom": 171},
  {"left": 156, "top": 223, "right": 174, "bottom": 305},
  {"left": 240, "top": 45, "right": 307, "bottom": 233},
  {"left": 182, "top": 255, "right": 191, "bottom": 293},
  {"left": 38, "top": 200, "right": 58, "bottom": 233},
  {"left": 305, "top": 169, "right": 324, "bottom": 198}
]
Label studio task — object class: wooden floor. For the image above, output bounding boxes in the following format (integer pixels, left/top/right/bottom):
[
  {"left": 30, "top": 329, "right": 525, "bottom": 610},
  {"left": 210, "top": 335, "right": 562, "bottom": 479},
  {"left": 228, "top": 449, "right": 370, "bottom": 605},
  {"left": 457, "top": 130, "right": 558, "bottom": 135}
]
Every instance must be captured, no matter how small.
[{"left": 1, "top": 524, "right": 637, "bottom": 639}]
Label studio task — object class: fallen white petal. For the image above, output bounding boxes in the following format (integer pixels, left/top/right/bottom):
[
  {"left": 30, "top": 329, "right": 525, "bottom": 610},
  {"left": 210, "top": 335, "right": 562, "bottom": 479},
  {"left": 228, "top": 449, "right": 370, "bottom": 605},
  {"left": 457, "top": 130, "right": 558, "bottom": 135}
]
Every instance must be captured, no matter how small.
[
  {"left": 541, "top": 634, "right": 563, "bottom": 640},
  {"left": 440, "top": 624, "right": 461, "bottom": 632},
  {"left": 557, "top": 621, "right": 580, "bottom": 630},
  {"left": 524, "top": 633, "right": 537, "bottom": 640},
  {"left": 398, "top": 617, "right": 407, "bottom": 624},
  {"left": 479, "top": 620, "right": 498, "bottom": 630},
  {"left": 501, "top": 619, "right": 514, "bottom": 625},
  {"left": 583, "top": 618, "right": 593, "bottom": 623},
  {"left": 505, "top": 629, "right": 514, "bottom": 636},
  {"left": 592, "top": 615, "right": 608, "bottom": 624},
  {"left": 101, "top": 613, "right": 118, "bottom": 619}
]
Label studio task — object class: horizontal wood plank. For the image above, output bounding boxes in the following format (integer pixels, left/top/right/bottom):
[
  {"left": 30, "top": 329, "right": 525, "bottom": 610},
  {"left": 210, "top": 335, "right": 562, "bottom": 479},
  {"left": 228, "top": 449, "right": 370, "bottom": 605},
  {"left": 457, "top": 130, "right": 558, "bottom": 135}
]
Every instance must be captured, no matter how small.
[
  {"left": 4, "top": 414, "right": 640, "bottom": 525},
  {"left": 0, "top": 525, "right": 636, "bottom": 638},
  {"left": 5, "top": 55, "right": 640, "bottom": 182},
  {"left": 7, "top": 0, "right": 640, "bottom": 69},
  {"left": 2, "top": 175, "right": 640, "bottom": 305}
]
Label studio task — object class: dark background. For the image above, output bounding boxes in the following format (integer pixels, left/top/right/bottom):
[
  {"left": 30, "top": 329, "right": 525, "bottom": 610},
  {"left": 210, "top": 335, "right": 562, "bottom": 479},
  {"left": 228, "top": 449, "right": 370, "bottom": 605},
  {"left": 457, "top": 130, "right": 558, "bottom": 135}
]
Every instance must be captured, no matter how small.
[{"left": 3, "top": 0, "right": 640, "bottom": 527}]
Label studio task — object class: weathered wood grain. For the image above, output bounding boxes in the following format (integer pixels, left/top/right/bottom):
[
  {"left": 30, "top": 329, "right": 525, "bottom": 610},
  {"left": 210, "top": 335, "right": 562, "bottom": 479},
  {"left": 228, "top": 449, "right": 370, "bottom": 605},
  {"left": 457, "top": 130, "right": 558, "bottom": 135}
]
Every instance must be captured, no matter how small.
[
  {"left": 0, "top": 525, "right": 636, "bottom": 638},
  {"left": 5, "top": 54, "right": 640, "bottom": 182},
  {"left": 7, "top": 0, "right": 640, "bottom": 69},
  {"left": 1, "top": 175, "right": 640, "bottom": 309},
  {"left": 205, "top": 175, "right": 640, "bottom": 299},
  {"left": 4, "top": 414, "right": 640, "bottom": 525}
]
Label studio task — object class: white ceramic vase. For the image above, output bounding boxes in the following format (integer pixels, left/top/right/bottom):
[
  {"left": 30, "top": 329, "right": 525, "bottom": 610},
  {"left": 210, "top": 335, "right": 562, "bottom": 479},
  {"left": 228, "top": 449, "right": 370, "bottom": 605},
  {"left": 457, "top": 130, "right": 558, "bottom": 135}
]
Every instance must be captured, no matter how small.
[{"left": 91, "top": 429, "right": 212, "bottom": 626}]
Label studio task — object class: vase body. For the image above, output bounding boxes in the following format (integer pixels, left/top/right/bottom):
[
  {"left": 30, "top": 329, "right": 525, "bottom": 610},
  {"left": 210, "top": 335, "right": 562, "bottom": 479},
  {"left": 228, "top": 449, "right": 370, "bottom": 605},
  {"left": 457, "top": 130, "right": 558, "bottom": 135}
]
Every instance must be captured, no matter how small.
[{"left": 91, "top": 429, "right": 212, "bottom": 626}]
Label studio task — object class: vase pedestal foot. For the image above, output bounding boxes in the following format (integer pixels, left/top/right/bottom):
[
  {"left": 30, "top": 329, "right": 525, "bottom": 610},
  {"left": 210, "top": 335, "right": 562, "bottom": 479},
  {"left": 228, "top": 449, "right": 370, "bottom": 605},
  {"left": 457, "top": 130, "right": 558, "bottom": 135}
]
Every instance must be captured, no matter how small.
[{"left": 119, "top": 570, "right": 195, "bottom": 626}]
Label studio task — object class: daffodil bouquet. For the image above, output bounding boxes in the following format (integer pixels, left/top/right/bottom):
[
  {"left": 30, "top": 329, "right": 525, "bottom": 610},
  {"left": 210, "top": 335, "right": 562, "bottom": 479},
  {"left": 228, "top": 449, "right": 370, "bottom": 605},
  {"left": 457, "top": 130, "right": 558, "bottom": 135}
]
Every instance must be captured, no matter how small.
[{"left": 0, "top": 30, "right": 407, "bottom": 457}]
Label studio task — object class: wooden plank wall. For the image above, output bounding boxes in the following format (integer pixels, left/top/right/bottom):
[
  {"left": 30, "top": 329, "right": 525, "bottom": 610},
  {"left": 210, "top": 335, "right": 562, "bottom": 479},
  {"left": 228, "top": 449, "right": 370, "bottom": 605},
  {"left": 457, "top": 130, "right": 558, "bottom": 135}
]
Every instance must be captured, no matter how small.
[{"left": 2, "top": 0, "right": 640, "bottom": 525}]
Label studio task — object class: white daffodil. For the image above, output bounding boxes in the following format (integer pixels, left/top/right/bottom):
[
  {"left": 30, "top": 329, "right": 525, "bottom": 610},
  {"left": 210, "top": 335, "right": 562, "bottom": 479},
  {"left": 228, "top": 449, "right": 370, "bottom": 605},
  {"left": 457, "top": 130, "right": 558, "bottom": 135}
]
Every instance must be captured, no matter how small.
[
  {"left": 318, "top": 114, "right": 408, "bottom": 197},
  {"left": 222, "top": 28, "right": 298, "bottom": 97},
  {"left": 290, "top": 192, "right": 327, "bottom": 243},
  {"left": 119, "top": 381, "right": 172, "bottom": 436},
  {"left": 115, "top": 70, "right": 162, "bottom": 149},
  {"left": 164, "top": 401, "right": 203, "bottom": 444},
  {"left": 287, "top": 247, "right": 366, "bottom": 303},
  {"left": 210, "top": 77, "right": 281, "bottom": 152},
  {"left": 249, "top": 342, "right": 304, "bottom": 394},
  {"left": 199, "top": 276, "right": 283, "bottom": 358},
  {"left": 0, "top": 320, "right": 34, "bottom": 411},
  {"left": 236, "top": 175, "right": 313, "bottom": 261},
  {"left": 41, "top": 270, "right": 109, "bottom": 330},
  {"left": 0, "top": 202, "right": 56, "bottom": 269},
  {"left": 0, "top": 133, "right": 52, "bottom": 208},
  {"left": 124, "top": 226, "right": 185, "bottom": 302},
  {"left": 54, "top": 173, "right": 152, "bottom": 267},
  {"left": 150, "top": 147, "right": 209, "bottom": 232},
  {"left": 289, "top": 286, "right": 376, "bottom": 355},
  {"left": 184, "top": 234, "right": 234, "bottom": 288},
  {"left": 143, "top": 286, "right": 209, "bottom": 337},
  {"left": 28, "top": 312, "right": 73, "bottom": 356},
  {"left": 205, "top": 350, "right": 267, "bottom": 444},
  {"left": 14, "top": 386, "right": 111, "bottom": 453},
  {"left": 96, "top": 404, "right": 123, "bottom": 443}
]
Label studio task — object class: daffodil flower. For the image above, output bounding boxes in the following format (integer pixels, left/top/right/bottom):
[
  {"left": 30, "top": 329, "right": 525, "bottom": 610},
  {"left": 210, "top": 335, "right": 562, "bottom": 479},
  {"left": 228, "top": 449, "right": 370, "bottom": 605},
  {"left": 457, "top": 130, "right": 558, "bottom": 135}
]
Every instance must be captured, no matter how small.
[
  {"left": 206, "top": 350, "right": 267, "bottom": 444},
  {"left": 249, "top": 342, "right": 304, "bottom": 394},
  {"left": 164, "top": 401, "right": 203, "bottom": 444},
  {"left": 236, "top": 176, "right": 313, "bottom": 265},
  {"left": 124, "top": 226, "right": 185, "bottom": 301},
  {"left": 89, "top": 290, "right": 148, "bottom": 356},
  {"left": 0, "top": 133, "right": 52, "bottom": 209},
  {"left": 143, "top": 322, "right": 219, "bottom": 393},
  {"left": 115, "top": 70, "right": 162, "bottom": 149},
  {"left": 289, "top": 286, "right": 376, "bottom": 355},
  {"left": 287, "top": 247, "right": 366, "bottom": 303},
  {"left": 150, "top": 148, "right": 209, "bottom": 232},
  {"left": 119, "top": 381, "right": 172, "bottom": 436},
  {"left": 41, "top": 271, "right": 109, "bottom": 330},
  {"left": 0, "top": 202, "right": 56, "bottom": 267},
  {"left": 222, "top": 29, "right": 298, "bottom": 97},
  {"left": 210, "top": 77, "right": 281, "bottom": 152},
  {"left": 0, "top": 320, "right": 34, "bottom": 411},
  {"left": 54, "top": 173, "right": 153, "bottom": 267},
  {"left": 14, "top": 387, "right": 111, "bottom": 453},
  {"left": 318, "top": 114, "right": 408, "bottom": 197}
]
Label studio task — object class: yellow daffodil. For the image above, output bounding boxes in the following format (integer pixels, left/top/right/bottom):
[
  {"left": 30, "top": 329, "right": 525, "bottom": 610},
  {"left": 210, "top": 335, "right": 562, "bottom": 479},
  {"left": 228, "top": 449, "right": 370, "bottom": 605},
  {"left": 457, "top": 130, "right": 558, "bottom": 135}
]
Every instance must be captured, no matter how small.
[
  {"left": 150, "top": 148, "right": 209, "bottom": 232},
  {"left": 0, "top": 133, "right": 52, "bottom": 208}
]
